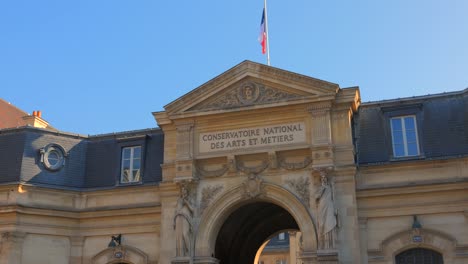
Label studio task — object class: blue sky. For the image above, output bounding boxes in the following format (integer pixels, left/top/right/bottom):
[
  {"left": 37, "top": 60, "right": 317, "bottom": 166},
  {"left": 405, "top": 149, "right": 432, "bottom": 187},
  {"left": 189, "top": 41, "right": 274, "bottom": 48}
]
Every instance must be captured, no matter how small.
[{"left": 1, "top": 1, "right": 467, "bottom": 135}]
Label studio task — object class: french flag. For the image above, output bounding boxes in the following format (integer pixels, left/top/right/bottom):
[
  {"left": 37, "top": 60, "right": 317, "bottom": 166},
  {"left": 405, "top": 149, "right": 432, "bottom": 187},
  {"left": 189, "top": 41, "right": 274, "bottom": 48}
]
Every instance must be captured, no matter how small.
[{"left": 258, "top": 8, "right": 266, "bottom": 54}]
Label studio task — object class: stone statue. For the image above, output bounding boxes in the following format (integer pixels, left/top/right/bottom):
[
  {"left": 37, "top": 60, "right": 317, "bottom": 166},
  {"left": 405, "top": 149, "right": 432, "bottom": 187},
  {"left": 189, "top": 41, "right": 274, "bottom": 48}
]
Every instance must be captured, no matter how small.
[
  {"left": 174, "top": 186, "right": 194, "bottom": 257},
  {"left": 315, "top": 174, "right": 337, "bottom": 249}
]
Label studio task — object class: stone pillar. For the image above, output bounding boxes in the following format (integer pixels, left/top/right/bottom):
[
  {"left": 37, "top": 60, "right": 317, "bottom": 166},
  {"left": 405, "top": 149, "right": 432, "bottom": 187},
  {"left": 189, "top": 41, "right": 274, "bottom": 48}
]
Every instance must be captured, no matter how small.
[
  {"left": 289, "top": 231, "right": 298, "bottom": 264},
  {"left": 193, "top": 256, "right": 219, "bottom": 264},
  {"left": 172, "top": 256, "right": 191, "bottom": 264},
  {"left": 0, "top": 231, "right": 26, "bottom": 263},
  {"left": 333, "top": 168, "right": 361, "bottom": 264},
  {"left": 175, "top": 121, "right": 196, "bottom": 180},
  {"left": 308, "top": 102, "right": 332, "bottom": 146},
  {"left": 159, "top": 183, "right": 180, "bottom": 264},
  {"left": 358, "top": 218, "right": 368, "bottom": 264},
  {"left": 69, "top": 236, "right": 85, "bottom": 264}
]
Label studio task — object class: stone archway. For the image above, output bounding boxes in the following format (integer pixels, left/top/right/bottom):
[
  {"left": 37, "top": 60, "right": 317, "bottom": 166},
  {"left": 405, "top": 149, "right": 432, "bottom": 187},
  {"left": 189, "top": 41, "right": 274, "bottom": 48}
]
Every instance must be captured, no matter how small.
[
  {"left": 215, "top": 202, "right": 298, "bottom": 263},
  {"left": 194, "top": 182, "right": 317, "bottom": 263},
  {"left": 92, "top": 245, "right": 148, "bottom": 264},
  {"left": 369, "top": 228, "right": 457, "bottom": 263}
]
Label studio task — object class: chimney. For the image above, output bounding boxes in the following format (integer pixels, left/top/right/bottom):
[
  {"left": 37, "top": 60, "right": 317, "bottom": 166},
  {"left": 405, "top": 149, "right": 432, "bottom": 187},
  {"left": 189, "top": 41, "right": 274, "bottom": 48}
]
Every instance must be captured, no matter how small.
[{"left": 23, "top": 110, "right": 50, "bottom": 129}]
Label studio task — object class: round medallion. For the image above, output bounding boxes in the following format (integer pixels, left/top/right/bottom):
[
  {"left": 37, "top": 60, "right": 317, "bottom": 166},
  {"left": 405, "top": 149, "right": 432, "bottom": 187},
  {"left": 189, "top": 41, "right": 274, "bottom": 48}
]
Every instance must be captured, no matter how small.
[{"left": 237, "top": 82, "right": 259, "bottom": 105}]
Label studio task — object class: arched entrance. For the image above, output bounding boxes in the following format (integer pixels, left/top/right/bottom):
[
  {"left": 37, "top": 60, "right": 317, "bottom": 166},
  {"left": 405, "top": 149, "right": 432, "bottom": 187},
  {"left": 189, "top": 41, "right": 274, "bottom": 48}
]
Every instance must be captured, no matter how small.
[
  {"left": 395, "top": 248, "right": 443, "bottom": 264},
  {"left": 194, "top": 183, "right": 317, "bottom": 263},
  {"left": 215, "top": 202, "right": 299, "bottom": 263}
]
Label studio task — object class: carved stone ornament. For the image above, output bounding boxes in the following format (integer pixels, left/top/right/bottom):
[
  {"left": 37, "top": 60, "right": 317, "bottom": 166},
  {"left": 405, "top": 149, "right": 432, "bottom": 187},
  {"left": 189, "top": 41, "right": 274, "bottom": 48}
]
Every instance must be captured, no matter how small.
[
  {"left": 243, "top": 174, "right": 264, "bottom": 199},
  {"left": 174, "top": 182, "right": 196, "bottom": 258},
  {"left": 280, "top": 157, "right": 312, "bottom": 170},
  {"left": 190, "top": 81, "right": 302, "bottom": 111},
  {"left": 195, "top": 164, "right": 228, "bottom": 178},
  {"left": 237, "top": 160, "right": 269, "bottom": 175},
  {"left": 286, "top": 177, "right": 310, "bottom": 206},
  {"left": 200, "top": 185, "right": 224, "bottom": 213},
  {"left": 237, "top": 82, "right": 260, "bottom": 105}
]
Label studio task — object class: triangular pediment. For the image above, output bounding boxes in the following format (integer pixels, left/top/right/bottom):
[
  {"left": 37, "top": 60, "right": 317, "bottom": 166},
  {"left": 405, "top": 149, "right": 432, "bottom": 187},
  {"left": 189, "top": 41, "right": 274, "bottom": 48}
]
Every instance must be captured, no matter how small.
[{"left": 164, "top": 61, "right": 339, "bottom": 117}]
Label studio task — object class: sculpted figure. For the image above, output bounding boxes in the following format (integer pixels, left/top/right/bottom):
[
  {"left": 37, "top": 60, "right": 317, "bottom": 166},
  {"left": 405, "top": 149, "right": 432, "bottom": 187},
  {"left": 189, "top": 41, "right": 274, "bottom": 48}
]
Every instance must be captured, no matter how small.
[
  {"left": 174, "top": 186, "right": 194, "bottom": 257},
  {"left": 315, "top": 174, "right": 337, "bottom": 249},
  {"left": 243, "top": 85, "right": 254, "bottom": 100}
]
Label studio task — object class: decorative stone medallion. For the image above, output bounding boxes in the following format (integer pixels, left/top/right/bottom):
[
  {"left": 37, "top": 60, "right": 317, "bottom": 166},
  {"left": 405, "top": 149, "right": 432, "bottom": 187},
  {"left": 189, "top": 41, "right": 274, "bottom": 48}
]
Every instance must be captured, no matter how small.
[
  {"left": 243, "top": 174, "right": 264, "bottom": 198},
  {"left": 237, "top": 82, "right": 259, "bottom": 105}
]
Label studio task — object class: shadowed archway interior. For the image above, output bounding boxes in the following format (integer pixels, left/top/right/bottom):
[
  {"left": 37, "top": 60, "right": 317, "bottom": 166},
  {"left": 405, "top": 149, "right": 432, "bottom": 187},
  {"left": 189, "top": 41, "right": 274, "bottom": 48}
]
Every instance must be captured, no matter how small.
[{"left": 215, "top": 202, "right": 299, "bottom": 264}]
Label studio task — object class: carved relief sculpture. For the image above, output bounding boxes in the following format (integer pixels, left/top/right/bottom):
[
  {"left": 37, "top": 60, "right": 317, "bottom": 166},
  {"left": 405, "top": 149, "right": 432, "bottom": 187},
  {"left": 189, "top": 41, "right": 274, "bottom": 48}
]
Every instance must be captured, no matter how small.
[
  {"left": 315, "top": 172, "right": 338, "bottom": 250},
  {"left": 200, "top": 185, "right": 223, "bottom": 213},
  {"left": 243, "top": 174, "right": 264, "bottom": 198},
  {"left": 190, "top": 81, "right": 302, "bottom": 111},
  {"left": 286, "top": 177, "right": 310, "bottom": 206},
  {"left": 174, "top": 185, "right": 194, "bottom": 257},
  {"left": 279, "top": 157, "right": 312, "bottom": 170}
]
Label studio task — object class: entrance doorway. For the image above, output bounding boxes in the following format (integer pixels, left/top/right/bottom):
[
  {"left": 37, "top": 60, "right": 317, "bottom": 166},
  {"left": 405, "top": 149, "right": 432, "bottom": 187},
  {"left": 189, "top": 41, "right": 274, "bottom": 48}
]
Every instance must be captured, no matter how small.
[
  {"left": 214, "top": 202, "right": 299, "bottom": 264},
  {"left": 395, "top": 248, "right": 443, "bottom": 264}
]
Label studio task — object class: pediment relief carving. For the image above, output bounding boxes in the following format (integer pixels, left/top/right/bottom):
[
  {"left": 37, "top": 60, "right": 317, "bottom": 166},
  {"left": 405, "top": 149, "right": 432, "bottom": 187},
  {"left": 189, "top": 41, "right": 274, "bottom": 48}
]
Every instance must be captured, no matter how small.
[{"left": 188, "top": 81, "right": 305, "bottom": 112}]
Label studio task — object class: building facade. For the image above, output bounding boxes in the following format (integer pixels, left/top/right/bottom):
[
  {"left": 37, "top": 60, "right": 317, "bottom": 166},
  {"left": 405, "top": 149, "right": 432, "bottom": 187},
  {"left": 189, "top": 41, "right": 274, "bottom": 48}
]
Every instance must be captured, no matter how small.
[{"left": 0, "top": 61, "right": 467, "bottom": 264}]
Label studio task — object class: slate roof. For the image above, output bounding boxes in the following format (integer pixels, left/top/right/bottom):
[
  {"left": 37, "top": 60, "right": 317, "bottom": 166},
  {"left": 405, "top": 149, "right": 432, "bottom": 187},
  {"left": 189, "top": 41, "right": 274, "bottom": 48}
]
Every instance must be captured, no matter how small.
[
  {"left": 355, "top": 89, "right": 468, "bottom": 165},
  {"left": 0, "top": 126, "right": 164, "bottom": 190}
]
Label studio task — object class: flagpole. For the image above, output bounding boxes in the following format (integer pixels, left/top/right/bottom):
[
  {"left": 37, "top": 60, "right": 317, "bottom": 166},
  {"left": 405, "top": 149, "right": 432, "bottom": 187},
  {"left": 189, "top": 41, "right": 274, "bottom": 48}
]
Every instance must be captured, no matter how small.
[{"left": 263, "top": 0, "right": 271, "bottom": 66}]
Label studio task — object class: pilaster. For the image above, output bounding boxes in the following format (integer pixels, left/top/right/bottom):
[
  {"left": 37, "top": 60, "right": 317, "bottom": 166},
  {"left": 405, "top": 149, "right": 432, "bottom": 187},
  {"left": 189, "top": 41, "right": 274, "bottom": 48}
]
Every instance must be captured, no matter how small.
[
  {"left": 0, "top": 231, "right": 26, "bottom": 264},
  {"left": 69, "top": 236, "right": 85, "bottom": 264}
]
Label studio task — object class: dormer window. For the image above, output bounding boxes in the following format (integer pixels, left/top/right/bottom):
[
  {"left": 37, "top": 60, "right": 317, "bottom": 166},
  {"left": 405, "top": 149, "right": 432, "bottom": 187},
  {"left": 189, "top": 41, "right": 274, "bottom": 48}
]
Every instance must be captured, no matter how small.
[
  {"left": 120, "top": 146, "right": 141, "bottom": 183},
  {"left": 40, "top": 143, "right": 66, "bottom": 171},
  {"left": 390, "top": 115, "right": 420, "bottom": 157}
]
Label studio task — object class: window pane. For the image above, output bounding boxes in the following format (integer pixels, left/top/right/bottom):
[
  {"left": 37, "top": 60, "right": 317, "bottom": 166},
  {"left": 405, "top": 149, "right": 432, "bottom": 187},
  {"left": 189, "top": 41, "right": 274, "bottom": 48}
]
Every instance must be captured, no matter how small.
[
  {"left": 121, "top": 169, "right": 130, "bottom": 183},
  {"left": 404, "top": 116, "right": 415, "bottom": 130},
  {"left": 133, "top": 159, "right": 141, "bottom": 170},
  {"left": 394, "top": 144, "right": 405, "bottom": 157},
  {"left": 392, "top": 130, "right": 404, "bottom": 144},
  {"left": 391, "top": 118, "right": 402, "bottom": 131},
  {"left": 133, "top": 169, "right": 141, "bottom": 182},
  {"left": 407, "top": 143, "right": 419, "bottom": 156},
  {"left": 406, "top": 130, "right": 417, "bottom": 143},
  {"left": 122, "top": 148, "right": 131, "bottom": 159},
  {"left": 48, "top": 151, "right": 60, "bottom": 166},
  {"left": 133, "top": 146, "right": 141, "bottom": 158}
]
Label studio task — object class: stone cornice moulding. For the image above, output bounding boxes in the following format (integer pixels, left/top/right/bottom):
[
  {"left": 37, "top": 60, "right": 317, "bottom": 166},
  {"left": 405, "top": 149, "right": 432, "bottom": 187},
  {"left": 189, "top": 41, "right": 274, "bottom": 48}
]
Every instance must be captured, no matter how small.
[
  {"left": 163, "top": 61, "right": 339, "bottom": 116},
  {"left": 166, "top": 94, "right": 338, "bottom": 120},
  {"left": 357, "top": 179, "right": 468, "bottom": 197}
]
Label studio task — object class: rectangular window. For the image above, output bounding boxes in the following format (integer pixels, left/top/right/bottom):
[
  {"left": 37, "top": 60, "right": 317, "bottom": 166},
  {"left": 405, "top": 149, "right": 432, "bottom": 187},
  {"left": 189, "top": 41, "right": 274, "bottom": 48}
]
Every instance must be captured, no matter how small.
[
  {"left": 390, "top": 116, "right": 419, "bottom": 157},
  {"left": 121, "top": 146, "right": 141, "bottom": 183},
  {"left": 278, "top": 232, "right": 285, "bottom": 240}
]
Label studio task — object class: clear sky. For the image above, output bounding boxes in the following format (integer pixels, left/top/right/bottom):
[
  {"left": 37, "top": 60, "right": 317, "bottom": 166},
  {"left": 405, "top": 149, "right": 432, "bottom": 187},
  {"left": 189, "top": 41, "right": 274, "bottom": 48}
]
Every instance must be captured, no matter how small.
[{"left": 1, "top": 1, "right": 467, "bottom": 135}]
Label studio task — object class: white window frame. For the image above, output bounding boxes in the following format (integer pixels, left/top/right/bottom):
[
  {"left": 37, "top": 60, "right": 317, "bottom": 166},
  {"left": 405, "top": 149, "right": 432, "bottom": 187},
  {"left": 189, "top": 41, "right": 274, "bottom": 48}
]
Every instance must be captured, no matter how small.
[
  {"left": 120, "top": 146, "right": 142, "bottom": 183},
  {"left": 390, "top": 115, "right": 420, "bottom": 157}
]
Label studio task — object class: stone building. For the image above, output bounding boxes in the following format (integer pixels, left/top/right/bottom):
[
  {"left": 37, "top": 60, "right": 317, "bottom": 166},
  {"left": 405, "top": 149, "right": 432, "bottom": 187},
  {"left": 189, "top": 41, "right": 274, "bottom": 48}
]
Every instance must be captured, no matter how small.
[{"left": 0, "top": 61, "right": 467, "bottom": 264}]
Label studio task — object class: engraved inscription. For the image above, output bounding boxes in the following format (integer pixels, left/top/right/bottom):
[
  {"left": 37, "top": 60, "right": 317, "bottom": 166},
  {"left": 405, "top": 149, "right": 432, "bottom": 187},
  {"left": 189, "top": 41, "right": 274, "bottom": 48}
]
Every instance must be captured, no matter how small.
[{"left": 199, "top": 122, "right": 306, "bottom": 153}]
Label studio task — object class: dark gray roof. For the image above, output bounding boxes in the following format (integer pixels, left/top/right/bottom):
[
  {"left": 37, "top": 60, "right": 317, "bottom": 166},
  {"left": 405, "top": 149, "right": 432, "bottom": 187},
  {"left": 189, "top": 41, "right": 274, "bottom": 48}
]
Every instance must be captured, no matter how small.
[
  {"left": 0, "top": 126, "right": 164, "bottom": 190},
  {"left": 355, "top": 89, "right": 468, "bottom": 165}
]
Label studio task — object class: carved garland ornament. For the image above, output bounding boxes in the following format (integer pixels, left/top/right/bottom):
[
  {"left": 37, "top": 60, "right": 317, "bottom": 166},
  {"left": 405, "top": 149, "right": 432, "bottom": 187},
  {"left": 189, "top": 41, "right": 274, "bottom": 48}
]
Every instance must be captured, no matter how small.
[
  {"left": 195, "top": 164, "right": 228, "bottom": 178},
  {"left": 279, "top": 157, "right": 312, "bottom": 170},
  {"left": 236, "top": 160, "right": 269, "bottom": 175},
  {"left": 192, "top": 82, "right": 302, "bottom": 110}
]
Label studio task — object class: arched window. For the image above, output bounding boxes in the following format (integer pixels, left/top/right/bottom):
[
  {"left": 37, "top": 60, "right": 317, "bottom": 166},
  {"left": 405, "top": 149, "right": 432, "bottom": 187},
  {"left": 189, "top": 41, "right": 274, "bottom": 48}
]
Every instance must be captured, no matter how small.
[{"left": 395, "top": 248, "right": 443, "bottom": 264}]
